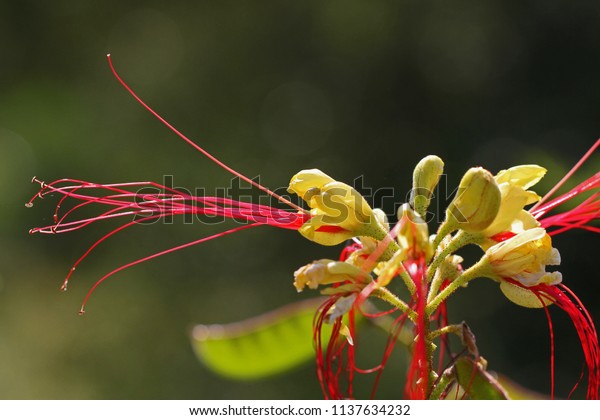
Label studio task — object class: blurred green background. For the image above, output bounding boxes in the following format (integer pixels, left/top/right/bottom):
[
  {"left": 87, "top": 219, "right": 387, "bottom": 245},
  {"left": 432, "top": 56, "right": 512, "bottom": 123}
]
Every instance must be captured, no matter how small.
[{"left": 1, "top": 1, "right": 599, "bottom": 399}]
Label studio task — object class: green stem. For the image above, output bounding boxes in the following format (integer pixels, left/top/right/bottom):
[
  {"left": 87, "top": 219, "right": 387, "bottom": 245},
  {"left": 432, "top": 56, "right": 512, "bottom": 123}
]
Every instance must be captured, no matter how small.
[
  {"left": 398, "top": 265, "right": 417, "bottom": 297},
  {"left": 375, "top": 249, "right": 417, "bottom": 297},
  {"left": 426, "top": 259, "right": 488, "bottom": 316},
  {"left": 429, "top": 219, "right": 456, "bottom": 256},
  {"left": 429, "top": 366, "right": 456, "bottom": 400},
  {"left": 427, "top": 324, "right": 463, "bottom": 341},
  {"left": 423, "top": 316, "right": 437, "bottom": 395},
  {"left": 371, "top": 287, "right": 417, "bottom": 323},
  {"left": 362, "top": 220, "right": 401, "bottom": 262},
  {"left": 426, "top": 230, "right": 477, "bottom": 286}
]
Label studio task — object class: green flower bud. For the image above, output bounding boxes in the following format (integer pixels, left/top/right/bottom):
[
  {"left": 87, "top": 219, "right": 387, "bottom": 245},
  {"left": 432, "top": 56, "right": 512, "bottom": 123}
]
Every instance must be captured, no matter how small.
[{"left": 410, "top": 155, "right": 444, "bottom": 217}]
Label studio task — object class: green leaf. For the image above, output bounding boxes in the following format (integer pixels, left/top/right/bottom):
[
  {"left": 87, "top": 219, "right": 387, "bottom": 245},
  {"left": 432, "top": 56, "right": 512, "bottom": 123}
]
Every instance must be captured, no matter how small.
[
  {"left": 454, "top": 357, "right": 509, "bottom": 400},
  {"left": 190, "top": 297, "right": 327, "bottom": 380}
]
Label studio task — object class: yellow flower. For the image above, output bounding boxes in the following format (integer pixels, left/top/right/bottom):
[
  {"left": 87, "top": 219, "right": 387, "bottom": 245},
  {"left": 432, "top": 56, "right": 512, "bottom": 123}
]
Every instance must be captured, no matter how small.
[
  {"left": 477, "top": 227, "right": 562, "bottom": 308},
  {"left": 293, "top": 259, "right": 372, "bottom": 292},
  {"left": 288, "top": 169, "right": 387, "bottom": 246},
  {"left": 480, "top": 165, "right": 546, "bottom": 239},
  {"left": 485, "top": 227, "right": 561, "bottom": 286}
]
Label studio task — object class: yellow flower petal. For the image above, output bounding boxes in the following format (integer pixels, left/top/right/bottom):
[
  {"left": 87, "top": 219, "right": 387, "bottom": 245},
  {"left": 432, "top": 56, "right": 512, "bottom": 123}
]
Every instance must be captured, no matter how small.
[
  {"left": 287, "top": 169, "right": 335, "bottom": 199},
  {"left": 499, "top": 281, "right": 554, "bottom": 308},
  {"left": 446, "top": 167, "right": 501, "bottom": 233},
  {"left": 485, "top": 227, "right": 562, "bottom": 287},
  {"left": 494, "top": 165, "right": 547, "bottom": 190}
]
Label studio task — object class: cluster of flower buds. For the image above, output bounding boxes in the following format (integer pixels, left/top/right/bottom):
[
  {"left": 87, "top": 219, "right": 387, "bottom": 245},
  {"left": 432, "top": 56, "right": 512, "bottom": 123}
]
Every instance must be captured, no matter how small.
[
  {"left": 288, "top": 152, "right": 598, "bottom": 399},
  {"left": 290, "top": 157, "right": 562, "bottom": 311}
]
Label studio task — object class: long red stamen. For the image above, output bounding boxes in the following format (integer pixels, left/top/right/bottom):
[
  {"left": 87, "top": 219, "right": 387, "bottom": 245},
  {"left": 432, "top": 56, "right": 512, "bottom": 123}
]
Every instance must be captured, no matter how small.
[
  {"left": 527, "top": 282, "right": 600, "bottom": 399},
  {"left": 531, "top": 139, "right": 600, "bottom": 213},
  {"left": 369, "top": 310, "right": 410, "bottom": 398},
  {"left": 28, "top": 178, "right": 309, "bottom": 234},
  {"left": 532, "top": 173, "right": 600, "bottom": 235},
  {"left": 106, "top": 54, "right": 306, "bottom": 214},
  {"left": 314, "top": 296, "right": 348, "bottom": 399},
  {"left": 539, "top": 296, "right": 556, "bottom": 399},
  {"left": 527, "top": 140, "right": 600, "bottom": 236},
  {"left": 78, "top": 224, "right": 258, "bottom": 314},
  {"left": 28, "top": 178, "right": 310, "bottom": 302}
]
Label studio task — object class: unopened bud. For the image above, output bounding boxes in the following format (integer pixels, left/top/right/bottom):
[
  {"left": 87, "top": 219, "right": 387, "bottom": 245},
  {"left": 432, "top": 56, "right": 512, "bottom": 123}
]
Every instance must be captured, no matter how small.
[
  {"left": 446, "top": 167, "right": 501, "bottom": 233},
  {"left": 293, "top": 259, "right": 372, "bottom": 292},
  {"left": 410, "top": 155, "right": 444, "bottom": 217}
]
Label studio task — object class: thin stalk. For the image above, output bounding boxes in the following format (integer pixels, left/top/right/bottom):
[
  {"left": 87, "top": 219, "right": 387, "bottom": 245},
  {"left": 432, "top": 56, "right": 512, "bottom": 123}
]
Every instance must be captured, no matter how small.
[
  {"left": 429, "top": 366, "right": 456, "bottom": 400},
  {"left": 426, "top": 259, "right": 488, "bottom": 316},
  {"left": 428, "top": 324, "right": 463, "bottom": 341},
  {"left": 426, "top": 231, "right": 479, "bottom": 286},
  {"left": 371, "top": 287, "right": 417, "bottom": 323}
]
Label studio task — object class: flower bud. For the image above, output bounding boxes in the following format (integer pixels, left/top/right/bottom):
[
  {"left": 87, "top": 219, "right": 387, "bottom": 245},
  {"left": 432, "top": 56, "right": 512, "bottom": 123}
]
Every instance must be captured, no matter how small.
[
  {"left": 446, "top": 167, "right": 501, "bottom": 233},
  {"left": 293, "top": 259, "right": 372, "bottom": 292},
  {"left": 288, "top": 169, "right": 391, "bottom": 247},
  {"left": 410, "top": 155, "right": 444, "bottom": 217}
]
